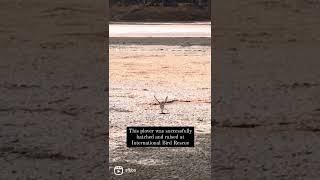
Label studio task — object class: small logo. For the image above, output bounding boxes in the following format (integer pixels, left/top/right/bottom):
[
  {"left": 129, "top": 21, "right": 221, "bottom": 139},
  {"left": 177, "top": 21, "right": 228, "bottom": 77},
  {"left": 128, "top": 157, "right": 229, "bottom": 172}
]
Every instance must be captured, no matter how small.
[{"left": 114, "top": 166, "right": 124, "bottom": 176}]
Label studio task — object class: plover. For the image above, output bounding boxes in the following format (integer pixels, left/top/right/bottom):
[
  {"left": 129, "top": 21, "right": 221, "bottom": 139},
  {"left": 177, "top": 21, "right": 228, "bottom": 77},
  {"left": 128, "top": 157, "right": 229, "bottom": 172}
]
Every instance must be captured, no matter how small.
[{"left": 154, "top": 96, "right": 168, "bottom": 114}]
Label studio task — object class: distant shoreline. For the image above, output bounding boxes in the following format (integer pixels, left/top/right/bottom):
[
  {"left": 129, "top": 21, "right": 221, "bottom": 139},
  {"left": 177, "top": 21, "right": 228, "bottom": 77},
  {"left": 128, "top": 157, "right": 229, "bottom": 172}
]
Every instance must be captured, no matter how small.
[{"left": 109, "top": 37, "right": 211, "bottom": 46}]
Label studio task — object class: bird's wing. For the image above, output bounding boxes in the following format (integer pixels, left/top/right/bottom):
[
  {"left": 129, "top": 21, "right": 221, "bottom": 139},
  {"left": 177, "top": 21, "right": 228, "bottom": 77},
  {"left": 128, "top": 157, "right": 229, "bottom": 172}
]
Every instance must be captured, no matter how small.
[{"left": 154, "top": 96, "right": 160, "bottom": 104}]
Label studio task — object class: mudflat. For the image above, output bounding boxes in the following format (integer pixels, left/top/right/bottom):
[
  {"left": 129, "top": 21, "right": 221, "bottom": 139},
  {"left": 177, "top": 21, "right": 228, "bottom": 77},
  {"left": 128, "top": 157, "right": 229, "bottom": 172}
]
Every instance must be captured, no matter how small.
[
  {"left": 0, "top": 0, "right": 107, "bottom": 179},
  {"left": 109, "top": 35, "right": 211, "bottom": 179},
  {"left": 213, "top": 0, "right": 320, "bottom": 179}
]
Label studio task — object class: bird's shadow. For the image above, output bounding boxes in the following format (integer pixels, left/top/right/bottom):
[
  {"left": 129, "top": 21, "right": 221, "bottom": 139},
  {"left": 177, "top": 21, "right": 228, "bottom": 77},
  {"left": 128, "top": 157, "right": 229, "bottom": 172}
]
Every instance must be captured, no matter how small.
[{"left": 159, "top": 112, "right": 169, "bottom": 114}]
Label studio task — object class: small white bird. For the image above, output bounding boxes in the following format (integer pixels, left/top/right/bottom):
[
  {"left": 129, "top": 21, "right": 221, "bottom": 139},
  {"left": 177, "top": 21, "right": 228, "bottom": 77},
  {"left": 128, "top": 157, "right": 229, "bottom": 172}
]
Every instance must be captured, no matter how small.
[{"left": 154, "top": 96, "right": 168, "bottom": 114}]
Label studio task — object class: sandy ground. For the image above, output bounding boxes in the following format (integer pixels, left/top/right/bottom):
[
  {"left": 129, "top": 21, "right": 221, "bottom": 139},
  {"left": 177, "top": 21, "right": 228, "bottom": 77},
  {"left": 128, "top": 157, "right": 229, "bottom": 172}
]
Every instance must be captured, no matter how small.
[
  {"left": 0, "top": 0, "right": 107, "bottom": 179},
  {"left": 213, "top": 0, "right": 320, "bottom": 179},
  {"left": 109, "top": 37, "right": 211, "bottom": 179}
]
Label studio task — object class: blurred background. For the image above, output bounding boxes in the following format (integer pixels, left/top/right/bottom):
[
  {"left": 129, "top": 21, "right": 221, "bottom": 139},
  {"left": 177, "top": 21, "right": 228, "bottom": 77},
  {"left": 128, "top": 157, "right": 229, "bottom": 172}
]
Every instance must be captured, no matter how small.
[{"left": 110, "top": 0, "right": 211, "bottom": 21}]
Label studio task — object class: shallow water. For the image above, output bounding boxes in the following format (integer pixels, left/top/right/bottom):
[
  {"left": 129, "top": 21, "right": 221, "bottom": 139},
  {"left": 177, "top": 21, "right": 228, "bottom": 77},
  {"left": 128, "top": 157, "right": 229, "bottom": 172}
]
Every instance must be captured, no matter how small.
[{"left": 109, "top": 22, "right": 211, "bottom": 37}]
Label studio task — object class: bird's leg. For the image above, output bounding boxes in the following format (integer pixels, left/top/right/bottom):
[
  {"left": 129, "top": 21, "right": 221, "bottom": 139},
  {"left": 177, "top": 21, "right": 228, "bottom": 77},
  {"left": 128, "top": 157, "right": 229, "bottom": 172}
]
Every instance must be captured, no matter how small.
[{"left": 160, "top": 103, "right": 165, "bottom": 113}]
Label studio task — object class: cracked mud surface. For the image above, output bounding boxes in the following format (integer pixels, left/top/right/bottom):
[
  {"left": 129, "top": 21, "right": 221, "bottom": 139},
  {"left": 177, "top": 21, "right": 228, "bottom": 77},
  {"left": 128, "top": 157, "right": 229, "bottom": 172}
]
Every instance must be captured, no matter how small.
[
  {"left": 213, "top": 0, "right": 320, "bottom": 179},
  {"left": 0, "top": 0, "right": 107, "bottom": 179}
]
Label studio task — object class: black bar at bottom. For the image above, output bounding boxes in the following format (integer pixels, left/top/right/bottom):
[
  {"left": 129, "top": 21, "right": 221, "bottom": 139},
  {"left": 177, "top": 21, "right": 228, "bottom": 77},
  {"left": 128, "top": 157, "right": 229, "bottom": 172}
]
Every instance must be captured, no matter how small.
[{"left": 127, "top": 126, "right": 194, "bottom": 147}]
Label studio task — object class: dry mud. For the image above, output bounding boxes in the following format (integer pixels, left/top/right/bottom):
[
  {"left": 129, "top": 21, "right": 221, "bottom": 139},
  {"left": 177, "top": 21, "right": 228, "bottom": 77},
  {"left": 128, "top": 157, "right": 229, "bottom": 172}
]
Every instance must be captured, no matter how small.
[
  {"left": 213, "top": 0, "right": 320, "bottom": 179},
  {"left": 0, "top": 0, "right": 107, "bottom": 179},
  {"left": 109, "top": 38, "right": 211, "bottom": 179}
]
